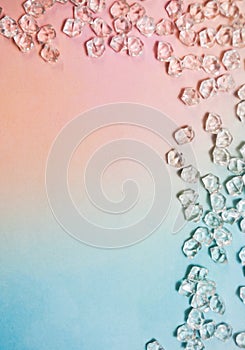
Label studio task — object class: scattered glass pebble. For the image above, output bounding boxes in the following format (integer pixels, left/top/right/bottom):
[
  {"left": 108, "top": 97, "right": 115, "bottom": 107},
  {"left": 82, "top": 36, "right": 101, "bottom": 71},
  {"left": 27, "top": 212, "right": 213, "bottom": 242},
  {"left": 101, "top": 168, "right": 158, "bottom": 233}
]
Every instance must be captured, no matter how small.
[
  {"left": 181, "top": 165, "right": 200, "bottom": 183},
  {"left": 136, "top": 15, "right": 155, "bottom": 37},
  {"left": 213, "top": 147, "right": 230, "bottom": 166},
  {"left": 180, "top": 87, "right": 201, "bottom": 106},
  {"left": 205, "top": 113, "right": 222, "bottom": 134},
  {"left": 183, "top": 238, "right": 202, "bottom": 258},
  {"left": 222, "top": 49, "right": 241, "bottom": 71},
  {"left": 196, "top": 279, "right": 216, "bottom": 297},
  {"left": 181, "top": 54, "right": 202, "bottom": 70},
  {"left": 199, "top": 78, "right": 217, "bottom": 99},
  {"left": 216, "top": 74, "right": 235, "bottom": 93},
  {"left": 178, "top": 189, "right": 198, "bottom": 208},
  {"left": 214, "top": 322, "right": 233, "bottom": 342},
  {"left": 174, "top": 126, "right": 195, "bottom": 145},
  {"left": 91, "top": 17, "right": 112, "bottom": 37},
  {"left": 237, "top": 101, "right": 245, "bottom": 122},
  {"left": 221, "top": 208, "right": 240, "bottom": 224},
  {"left": 202, "top": 55, "right": 221, "bottom": 76},
  {"left": 191, "top": 292, "right": 210, "bottom": 312},
  {"left": 237, "top": 84, "right": 245, "bottom": 100},
  {"left": 19, "top": 14, "right": 39, "bottom": 34},
  {"left": 193, "top": 227, "right": 213, "bottom": 246},
  {"left": 239, "top": 247, "right": 245, "bottom": 265},
  {"left": 185, "top": 338, "right": 205, "bottom": 350},
  {"left": 226, "top": 176, "right": 244, "bottom": 196},
  {"left": 177, "top": 323, "right": 197, "bottom": 342},
  {"left": 23, "top": 0, "right": 45, "bottom": 17},
  {"left": 63, "top": 18, "right": 84, "bottom": 37},
  {"left": 216, "top": 25, "right": 233, "bottom": 46},
  {"left": 0, "top": 16, "right": 19, "bottom": 38},
  {"left": 202, "top": 173, "right": 221, "bottom": 193},
  {"left": 239, "top": 286, "right": 245, "bottom": 303},
  {"left": 209, "top": 294, "right": 226, "bottom": 314},
  {"left": 166, "top": 149, "right": 185, "bottom": 168},
  {"left": 204, "top": 211, "right": 223, "bottom": 229},
  {"left": 155, "top": 18, "right": 175, "bottom": 36},
  {"left": 128, "top": 3, "right": 145, "bottom": 24},
  {"left": 210, "top": 245, "right": 228, "bottom": 263},
  {"left": 187, "top": 308, "right": 205, "bottom": 329},
  {"left": 40, "top": 43, "right": 60, "bottom": 63},
  {"left": 110, "top": 0, "right": 129, "bottom": 18},
  {"left": 146, "top": 339, "right": 165, "bottom": 350},
  {"left": 178, "top": 279, "right": 196, "bottom": 297},
  {"left": 37, "top": 24, "right": 56, "bottom": 43},
  {"left": 216, "top": 128, "right": 233, "bottom": 148},
  {"left": 14, "top": 31, "right": 34, "bottom": 53},
  {"left": 235, "top": 332, "right": 245, "bottom": 348},
  {"left": 156, "top": 41, "right": 173, "bottom": 62},
  {"left": 86, "top": 37, "right": 105, "bottom": 58},
  {"left": 184, "top": 204, "right": 203, "bottom": 222},
  {"left": 109, "top": 34, "right": 126, "bottom": 53},
  {"left": 187, "top": 266, "right": 209, "bottom": 282},
  {"left": 199, "top": 320, "right": 216, "bottom": 340},
  {"left": 168, "top": 57, "right": 182, "bottom": 77},
  {"left": 228, "top": 158, "right": 245, "bottom": 175},
  {"left": 199, "top": 27, "right": 216, "bottom": 48},
  {"left": 127, "top": 36, "right": 144, "bottom": 57}
]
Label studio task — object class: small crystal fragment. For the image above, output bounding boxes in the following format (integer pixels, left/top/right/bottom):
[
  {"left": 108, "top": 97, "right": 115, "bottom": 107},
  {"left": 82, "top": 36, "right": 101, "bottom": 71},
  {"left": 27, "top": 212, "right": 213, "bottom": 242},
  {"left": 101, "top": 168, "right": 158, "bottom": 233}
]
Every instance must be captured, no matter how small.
[
  {"left": 19, "top": 14, "right": 39, "bottom": 35},
  {"left": 181, "top": 54, "right": 202, "bottom": 70},
  {"left": 178, "top": 189, "right": 198, "bottom": 208},
  {"left": 187, "top": 308, "right": 205, "bottom": 329},
  {"left": 183, "top": 238, "right": 202, "bottom": 258},
  {"left": 185, "top": 339, "right": 204, "bottom": 350},
  {"left": 110, "top": 1, "right": 129, "bottom": 18},
  {"left": 202, "top": 55, "right": 221, "bottom": 76},
  {"left": 178, "top": 279, "right": 196, "bottom": 297},
  {"left": 179, "top": 29, "right": 197, "bottom": 46},
  {"left": 204, "top": 211, "right": 223, "bottom": 228},
  {"left": 14, "top": 32, "right": 34, "bottom": 53},
  {"left": 177, "top": 323, "right": 197, "bottom": 342},
  {"left": 127, "top": 36, "right": 144, "bottom": 57},
  {"left": 239, "top": 247, "right": 245, "bottom": 265},
  {"left": 146, "top": 339, "right": 164, "bottom": 350},
  {"left": 228, "top": 158, "right": 245, "bottom": 175},
  {"left": 205, "top": 113, "right": 222, "bottom": 134},
  {"left": 189, "top": 3, "right": 204, "bottom": 24},
  {"left": 87, "top": 0, "right": 105, "bottom": 13},
  {"left": 199, "top": 78, "right": 217, "bottom": 99},
  {"left": 128, "top": 3, "right": 145, "bottom": 24},
  {"left": 232, "top": 28, "right": 245, "bottom": 48},
  {"left": 226, "top": 176, "right": 243, "bottom": 196},
  {"left": 238, "top": 85, "right": 245, "bottom": 100},
  {"left": 216, "top": 74, "right": 235, "bottom": 93},
  {"left": 202, "top": 174, "right": 221, "bottom": 193},
  {"left": 200, "top": 321, "right": 216, "bottom": 340},
  {"left": 114, "top": 16, "right": 132, "bottom": 34},
  {"left": 213, "top": 147, "right": 230, "bottom": 166},
  {"left": 216, "top": 25, "right": 233, "bottom": 46},
  {"left": 210, "top": 192, "right": 226, "bottom": 212},
  {"left": 174, "top": 126, "right": 194, "bottom": 144},
  {"left": 199, "top": 27, "right": 216, "bottom": 48},
  {"left": 216, "top": 128, "right": 233, "bottom": 148},
  {"left": 193, "top": 227, "right": 213, "bottom": 246},
  {"left": 204, "top": 0, "right": 219, "bottom": 19},
  {"left": 187, "top": 266, "right": 209, "bottom": 282},
  {"left": 74, "top": 5, "right": 93, "bottom": 24},
  {"left": 91, "top": 18, "right": 112, "bottom": 37},
  {"left": 210, "top": 246, "right": 227, "bottom": 263},
  {"left": 167, "top": 149, "right": 184, "bottom": 167},
  {"left": 0, "top": 16, "right": 19, "bottom": 38},
  {"left": 210, "top": 294, "right": 225, "bottom": 314},
  {"left": 214, "top": 323, "right": 232, "bottom": 342},
  {"left": 165, "top": 0, "right": 183, "bottom": 20},
  {"left": 63, "top": 18, "right": 84, "bottom": 37},
  {"left": 156, "top": 41, "right": 173, "bottom": 62},
  {"left": 175, "top": 13, "right": 194, "bottom": 31},
  {"left": 168, "top": 57, "right": 182, "bottom": 77},
  {"left": 222, "top": 49, "right": 241, "bottom": 71},
  {"left": 239, "top": 286, "right": 245, "bottom": 303},
  {"left": 237, "top": 200, "right": 245, "bottom": 217},
  {"left": 237, "top": 101, "right": 245, "bottom": 122},
  {"left": 214, "top": 228, "right": 232, "bottom": 246},
  {"left": 109, "top": 34, "right": 126, "bottom": 52},
  {"left": 196, "top": 279, "right": 216, "bottom": 297},
  {"left": 37, "top": 24, "right": 56, "bottom": 43},
  {"left": 86, "top": 37, "right": 105, "bottom": 58},
  {"left": 239, "top": 143, "right": 245, "bottom": 159},
  {"left": 219, "top": 1, "right": 239, "bottom": 18},
  {"left": 181, "top": 165, "right": 199, "bottom": 183},
  {"left": 221, "top": 208, "right": 240, "bottom": 224},
  {"left": 191, "top": 293, "right": 210, "bottom": 312},
  {"left": 23, "top": 0, "right": 45, "bottom": 18},
  {"left": 184, "top": 204, "right": 203, "bottom": 222},
  {"left": 180, "top": 88, "right": 200, "bottom": 106},
  {"left": 40, "top": 44, "right": 60, "bottom": 63},
  {"left": 235, "top": 332, "right": 245, "bottom": 348},
  {"left": 136, "top": 15, "right": 155, "bottom": 37},
  {"left": 155, "top": 19, "right": 174, "bottom": 36}
]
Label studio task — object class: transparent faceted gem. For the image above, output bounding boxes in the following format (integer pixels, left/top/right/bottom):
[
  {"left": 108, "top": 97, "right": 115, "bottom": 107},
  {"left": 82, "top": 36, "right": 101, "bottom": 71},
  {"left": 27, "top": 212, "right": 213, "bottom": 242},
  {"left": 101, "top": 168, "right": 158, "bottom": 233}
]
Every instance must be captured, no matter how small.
[
  {"left": 136, "top": 15, "right": 155, "bottom": 37},
  {"left": 200, "top": 321, "right": 216, "bottom": 340},
  {"left": 191, "top": 293, "right": 210, "bottom": 312},
  {"left": 199, "top": 78, "right": 217, "bottom": 99},
  {"left": 181, "top": 88, "right": 200, "bottom": 106},
  {"left": 87, "top": 0, "right": 105, "bottom": 13},
  {"left": 91, "top": 18, "right": 112, "bottom": 37},
  {"left": 175, "top": 13, "right": 194, "bottom": 31},
  {"left": 210, "top": 246, "right": 227, "bottom": 263},
  {"left": 228, "top": 158, "right": 245, "bottom": 175},
  {"left": 204, "top": 0, "right": 219, "bottom": 19},
  {"left": 185, "top": 339, "right": 204, "bottom": 350},
  {"left": 184, "top": 205, "right": 201, "bottom": 223},
  {"left": 167, "top": 149, "right": 185, "bottom": 168},
  {"left": 86, "top": 37, "right": 105, "bottom": 58},
  {"left": 221, "top": 208, "right": 240, "bottom": 224},
  {"left": 177, "top": 323, "right": 197, "bottom": 342},
  {"left": 222, "top": 49, "right": 241, "bottom": 70},
  {"left": 183, "top": 238, "right": 202, "bottom": 258},
  {"left": 239, "top": 286, "right": 245, "bottom": 303},
  {"left": 13, "top": 32, "right": 34, "bottom": 53},
  {"left": 232, "top": 28, "right": 245, "bottom": 48},
  {"left": 63, "top": 18, "right": 84, "bottom": 37},
  {"left": 39, "top": 0, "right": 55, "bottom": 9},
  {"left": 237, "top": 101, "right": 245, "bottom": 122},
  {"left": 156, "top": 41, "right": 173, "bottom": 62},
  {"left": 199, "top": 27, "right": 216, "bottom": 48},
  {"left": 114, "top": 16, "right": 132, "bottom": 34},
  {"left": 168, "top": 57, "right": 182, "bottom": 77},
  {"left": 174, "top": 126, "right": 195, "bottom": 144},
  {"left": 202, "top": 173, "right": 221, "bottom": 193},
  {"left": 214, "top": 228, "right": 232, "bottom": 247},
  {"left": 216, "top": 128, "right": 233, "bottom": 148},
  {"left": 219, "top": 1, "right": 239, "bottom": 18},
  {"left": 74, "top": 5, "right": 93, "bottom": 24},
  {"left": 179, "top": 29, "right": 197, "bottom": 46},
  {"left": 240, "top": 218, "right": 245, "bottom": 233},
  {"left": 214, "top": 323, "right": 232, "bottom": 342},
  {"left": 196, "top": 279, "right": 216, "bottom": 297},
  {"left": 226, "top": 176, "right": 243, "bottom": 196},
  {"left": 37, "top": 24, "right": 56, "bottom": 43},
  {"left": 216, "top": 74, "right": 235, "bottom": 93},
  {"left": 128, "top": 3, "right": 145, "bottom": 24},
  {"left": 235, "top": 332, "right": 245, "bottom": 348},
  {"left": 237, "top": 200, "right": 245, "bottom": 217},
  {"left": 187, "top": 266, "right": 209, "bottom": 282},
  {"left": 187, "top": 308, "right": 205, "bottom": 329},
  {"left": 19, "top": 14, "right": 39, "bottom": 35},
  {"left": 204, "top": 211, "right": 223, "bottom": 229},
  {"left": 210, "top": 192, "right": 226, "bottom": 212},
  {"left": 239, "top": 143, "right": 245, "bottom": 158},
  {"left": 155, "top": 19, "right": 174, "bottom": 36},
  {"left": 181, "top": 165, "right": 199, "bottom": 183},
  {"left": 178, "top": 279, "right": 196, "bottom": 297},
  {"left": 23, "top": 0, "right": 45, "bottom": 18},
  {"left": 213, "top": 147, "right": 230, "bottom": 166},
  {"left": 189, "top": 3, "right": 204, "bottom": 24},
  {"left": 178, "top": 189, "right": 198, "bottom": 208},
  {"left": 127, "top": 36, "right": 144, "bottom": 57},
  {"left": 210, "top": 294, "right": 225, "bottom": 314},
  {"left": 109, "top": 34, "right": 126, "bottom": 52},
  {"left": 238, "top": 85, "right": 245, "bottom": 100},
  {"left": 202, "top": 55, "right": 221, "bottom": 76},
  {"left": 239, "top": 247, "right": 245, "bottom": 265},
  {"left": 165, "top": 0, "right": 183, "bottom": 20},
  {"left": 216, "top": 25, "right": 233, "bottom": 46},
  {"left": 110, "top": 1, "right": 129, "bottom": 18},
  {"left": 205, "top": 113, "right": 222, "bottom": 134},
  {"left": 0, "top": 16, "right": 19, "bottom": 38},
  {"left": 193, "top": 227, "right": 213, "bottom": 246},
  {"left": 40, "top": 44, "right": 60, "bottom": 63},
  {"left": 181, "top": 54, "right": 202, "bottom": 70}
]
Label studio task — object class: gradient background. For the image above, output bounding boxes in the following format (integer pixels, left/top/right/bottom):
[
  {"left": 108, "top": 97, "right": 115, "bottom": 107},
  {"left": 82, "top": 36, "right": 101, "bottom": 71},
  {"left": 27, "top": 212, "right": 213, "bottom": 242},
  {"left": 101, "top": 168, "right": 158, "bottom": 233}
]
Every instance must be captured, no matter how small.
[{"left": 0, "top": 1, "right": 245, "bottom": 349}]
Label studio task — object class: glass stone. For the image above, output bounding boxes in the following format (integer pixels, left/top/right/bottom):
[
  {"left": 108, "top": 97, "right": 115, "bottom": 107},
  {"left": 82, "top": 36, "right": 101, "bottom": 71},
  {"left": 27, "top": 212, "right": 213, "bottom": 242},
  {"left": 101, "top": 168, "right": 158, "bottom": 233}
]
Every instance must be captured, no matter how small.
[
  {"left": 156, "top": 41, "right": 173, "bottom": 62},
  {"left": 179, "top": 29, "right": 197, "bottom": 46},
  {"left": 193, "top": 227, "right": 213, "bottom": 246},
  {"left": 216, "top": 25, "right": 233, "bottom": 46},
  {"left": 127, "top": 36, "right": 144, "bottom": 57},
  {"left": 187, "top": 308, "right": 205, "bottom": 329},
  {"left": 86, "top": 37, "right": 105, "bottom": 58},
  {"left": 237, "top": 200, "right": 245, "bottom": 217},
  {"left": 181, "top": 54, "right": 202, "bottom": 70},
  {"left": 199, "top": 78, "right": 217, "bottom": 99},
  {"left": 202, "top": 55, "right": 221, "bottom": 76},
  {"left": 221, "top": 208, "right": 240, "bottom": 224},
  {"left": 19, "top": 14, "right": 39, "bottom": 35},
  {"left": 237, "top": 101, "right": 245, "bottom": 122},
  {"left": 228, "top": 158, "right": 245, "bottom": 175},
  {"left": 239, "top": 247, "right": 245, "bottom": 265},
  {"left": 87, "top": 0, "right": 105, "bottom": 13},
  {"left": 175, "top": 13, "right": 194, "bottom": 31},
  {"left": 155, "top": 19, "right": 175, "bottom": 36},
  {"left": 226, "top": 176, "right": 243, "bottom": 196},
  {"left": 178, "top": 279, "right": 196, "bottom": 297},
  {"left": 128, "top": 3, "right": 145, "bottom": 24},
  {"left": 167, "top": 149, "right": 185, "bottom": 168},
  {"left": 203, "top": 0, "right": 219, "bottom": 19},
  {"left": 165, "top": 0, "right": 183, "bottom": 20},
  {"left": 110, "top": 1, "right": 129, "bottom": 18},
  {"left": 216, "top": 128, "right": 233, "bottom": 148},
  {"left": 210, "top": 192, "right": 226, "bottom": 212},
  {"left": 196, "top": 279, "right": 216, "bottom": 297},
  {"left": 209, "top": 294, "right": 225, "bottom": 314},
  {"left": 222, "top": 49, "right": 241, "bottom": 70},
  {"left": 213, "top": 147, "right": 230, "bottom": 166},
  {"left": 178, "top": 189, "right": 198, "bottom": 208},
  {"left": 113, "top": 16, "right": 132, "bottom": 34},
  {"left": 168, "top": 57, "right": 182, "bottom": 77},
  {"left": 109, "top": 34, "right": 126, "bottom": 52},
  {"left": 23, "top": 0, "right": 45, "bottom": 18},
  {"left": 13, "top": 32, "right": 34, "bottom": 53},
  {"left": 238, "top": 84, "right": 245, "bottom": 100},
  {"left": 232, "top": 28, "right": 245, "bottom": 48},
  {"left": 40, "top": 44, "right": 60, "bottom": 63},
  {"left": 39, "top": 0, "right": 55, "bottom": 9},
  {"left": 239, "top": 286, "right": 245, "bottom": 303},
  {"left": 91, "top": 18, "right": 112, "bottom": 37},
  {"left": 136, "top": 15, "right": 155, "bottom": 37},
  {"left": 177, "top": 323, "right": 197, "bottom": 342},
  {"left": 210, "top": 246, "right": 227, "bottom": 263},
  {"left": 174, "top": 126, "right": 194, "bottom": 144},
  {"left": 214, "top": 323, "right": 232, "bottom": 342},
  {"left": 214, "top": 228, "right": 232, "bottom": 247},
  {"left": 74, "top": 5, "right": 93, "bottom": 23},
  {"left": 240, "top": 218, "right": 245, "bottom": 233},
  {"left": 189, "top": 3, "right": 204, "bottom": 24},
  {"left": 204, "top": 211, "right": 223, "bottom": 229},
  {"left": 185, "top": 339, "right": 204, "bottom": 350},
  {"left": 146, "top": 340, "right": 165, "bottom": 350},
  {"left": 0, "top": 16, "right": 19, "bottom": 38},
  {"left": 180, "top": 87, "right": 200, "bottom": 105},
  {"left": 201, "top": 173, "right": 220, "bottom": 193},
  {"left": 183, "top": 238, "right": 202, "bottom": 258},
  {"left": 181, "top": 165, "right": 199, "bottom": 183},
  {"left": 37, "top": 24, "right": 56, "bottom": 43},
  {"left": 200, "top": 321, "right": 216, "bottom": 340},
  {"left": 63, "top": 18, "right": 84, "bottom": 37},
  {"left": 199, "top": 27, "right": 216, "bottom": 48},
  {"left": 187, "top": 266, "right": 209, "bottom": 282},
  {"left": 239, "top": 143, "right": 245, "bottom": 158},
  {"left": 219, "top": 1, "right": 239, "bottom": 18},
  {"left": 191, "top": 293, "right": 210, "bottom": 312},
  {"left": 216, "top": 74, "right": 235, "bottom": 93},
  {"left": 205, "top": 113, "right": 222, "bottom": 134},
  {"left": 235, "top": 332, "right": 245, "bottom": 348}
]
